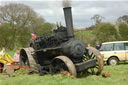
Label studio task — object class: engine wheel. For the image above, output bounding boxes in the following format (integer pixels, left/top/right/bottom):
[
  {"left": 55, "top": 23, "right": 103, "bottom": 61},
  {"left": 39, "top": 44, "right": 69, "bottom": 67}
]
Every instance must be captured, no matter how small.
[
  {"left": 108, "top": 57, "right": 119, "bottom": 65},
  {"left": 84, "top": 46, "right": 104, "bottom": 75},
  {"left": 50, "top": 56, "right": 77, "bottom": 77},
  {"left": 20, "top": 48, "right": 39, "bottom": 73},
  {"left": 20, "top": 49, "right": 30, "bottom": 66}
]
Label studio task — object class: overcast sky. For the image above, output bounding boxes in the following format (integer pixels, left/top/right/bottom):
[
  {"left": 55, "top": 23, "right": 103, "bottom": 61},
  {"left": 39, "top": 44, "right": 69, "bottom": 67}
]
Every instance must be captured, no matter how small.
[{"left": 0, "top": 0, "right": 128, "bottom": 28}]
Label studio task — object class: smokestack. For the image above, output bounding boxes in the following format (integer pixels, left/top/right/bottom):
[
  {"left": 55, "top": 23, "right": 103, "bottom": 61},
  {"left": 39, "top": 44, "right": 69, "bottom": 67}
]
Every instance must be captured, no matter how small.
[{"left": 63, "top": 7, "right": 74, "bottom": 39}]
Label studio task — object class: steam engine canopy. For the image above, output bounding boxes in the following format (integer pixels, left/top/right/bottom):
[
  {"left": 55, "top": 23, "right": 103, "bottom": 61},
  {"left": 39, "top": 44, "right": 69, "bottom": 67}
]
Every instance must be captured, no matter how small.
[{"left": 62, "top": 40, "right": 85, "bottom": 59}]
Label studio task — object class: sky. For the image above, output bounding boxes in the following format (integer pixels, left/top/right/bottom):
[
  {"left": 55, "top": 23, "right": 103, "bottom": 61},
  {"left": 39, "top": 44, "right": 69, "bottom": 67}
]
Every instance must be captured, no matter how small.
[{"left": 0, "top": 0, "right": 128, "bottom": 28}]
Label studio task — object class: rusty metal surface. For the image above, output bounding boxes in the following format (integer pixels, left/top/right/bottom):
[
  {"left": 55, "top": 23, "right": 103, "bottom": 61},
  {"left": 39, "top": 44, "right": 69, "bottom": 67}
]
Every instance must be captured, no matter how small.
[
  {"left": 53, "top": 56, "right": 77, "bottom": 77},
  {"left": 20, "top": 47, "right": 39, "bottom": 73},
  {"left": 86, "top": 46, "right": 104, "bottom": 74}
]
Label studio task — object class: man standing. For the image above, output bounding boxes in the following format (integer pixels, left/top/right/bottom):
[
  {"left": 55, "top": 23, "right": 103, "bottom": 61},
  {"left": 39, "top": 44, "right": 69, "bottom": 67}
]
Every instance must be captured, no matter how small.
[{"left": 31, "top": 33, "right": 37, "bottom": 40}]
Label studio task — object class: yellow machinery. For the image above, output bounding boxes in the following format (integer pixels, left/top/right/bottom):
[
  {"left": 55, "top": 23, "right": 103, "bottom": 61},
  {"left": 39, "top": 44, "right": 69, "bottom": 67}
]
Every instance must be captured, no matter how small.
[{"left": 0, "top": 53, "right": 14, "bottom": 64}]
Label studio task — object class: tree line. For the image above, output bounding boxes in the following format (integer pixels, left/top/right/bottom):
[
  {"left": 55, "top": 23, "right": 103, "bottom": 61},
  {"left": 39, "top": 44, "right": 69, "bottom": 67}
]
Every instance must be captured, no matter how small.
[
  {"left": 76, "top": 14, "right": 128, "bottom": 46},
  {"left": 93, "top": 14, "right": 128, "bottom": 44},
  {"left": 0, "top": 3, "right": 128, "bottom": 49}
]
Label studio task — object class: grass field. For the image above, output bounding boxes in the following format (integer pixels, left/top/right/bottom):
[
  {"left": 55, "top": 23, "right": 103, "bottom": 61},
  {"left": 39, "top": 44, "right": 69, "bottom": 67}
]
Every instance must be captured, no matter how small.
[
  {"left": 0, "top": 64, "right": 128, "bottom": 85},
  {"left": 0, "top": 48, "right": 128, "bottom": 85}
]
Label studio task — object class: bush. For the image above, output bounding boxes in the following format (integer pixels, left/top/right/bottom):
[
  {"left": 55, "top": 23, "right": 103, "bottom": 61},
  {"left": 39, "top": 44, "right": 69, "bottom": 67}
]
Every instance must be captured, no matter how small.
[
  {"left": 118, "top": 23, "right": 128, "bottom": 40},
  {"left": 94, "top": 23, "right": 118, "bottom": 43}
]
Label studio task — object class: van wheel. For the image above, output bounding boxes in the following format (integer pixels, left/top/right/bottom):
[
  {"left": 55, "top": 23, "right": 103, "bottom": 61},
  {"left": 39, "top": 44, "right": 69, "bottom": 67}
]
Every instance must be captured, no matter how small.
[{"left": 108, "top": 57, "right": 119, "bottom": 65}]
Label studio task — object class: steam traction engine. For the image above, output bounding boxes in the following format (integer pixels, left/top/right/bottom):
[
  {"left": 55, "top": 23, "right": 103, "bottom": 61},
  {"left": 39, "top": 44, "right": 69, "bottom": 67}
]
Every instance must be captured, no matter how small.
[{"left": 20, "top": 7, "right": 104, "bottom": 77}]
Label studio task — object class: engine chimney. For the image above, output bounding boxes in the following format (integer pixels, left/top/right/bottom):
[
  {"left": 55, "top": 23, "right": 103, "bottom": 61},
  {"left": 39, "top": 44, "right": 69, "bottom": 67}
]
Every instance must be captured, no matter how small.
[{"left": 63, "top": 7, "right": 74, "bottom": 39}]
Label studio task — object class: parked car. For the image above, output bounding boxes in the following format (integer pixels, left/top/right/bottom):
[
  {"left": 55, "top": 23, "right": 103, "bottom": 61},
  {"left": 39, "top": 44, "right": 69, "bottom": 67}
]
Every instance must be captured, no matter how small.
[{"left": 99, "top": 41, "right": 128, "bottom": 65}]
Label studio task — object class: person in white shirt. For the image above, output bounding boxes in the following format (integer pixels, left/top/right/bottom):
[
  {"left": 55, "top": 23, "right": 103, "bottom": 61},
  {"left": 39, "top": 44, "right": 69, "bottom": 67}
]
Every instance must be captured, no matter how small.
[{"left": 0, "top": 48, "right": 5, "bottom": 56}]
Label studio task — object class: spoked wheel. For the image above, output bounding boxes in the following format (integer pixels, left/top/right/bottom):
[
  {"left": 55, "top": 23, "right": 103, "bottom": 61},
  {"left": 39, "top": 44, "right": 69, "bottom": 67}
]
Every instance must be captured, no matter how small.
[
  {"left": 50, "top": 56, "right": 77, "bottom": 77},
  {"left": 84, "top": 46, "right": 104, "bottom": 75}
]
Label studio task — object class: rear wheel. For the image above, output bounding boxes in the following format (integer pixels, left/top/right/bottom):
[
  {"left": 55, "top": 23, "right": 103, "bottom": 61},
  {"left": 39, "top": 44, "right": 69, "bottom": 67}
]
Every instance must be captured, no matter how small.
[
  {"left": 20, "top": 48, "right": 39, "bottom": 73},
  {"left": 20, "top": 49, "right": 30, "bottom": 66},
  {"left": 84, "top": 46, "right": 104, "bottom": 75},
  {"left": 108, "top": 57, "right": 119, "bottom": 65}
]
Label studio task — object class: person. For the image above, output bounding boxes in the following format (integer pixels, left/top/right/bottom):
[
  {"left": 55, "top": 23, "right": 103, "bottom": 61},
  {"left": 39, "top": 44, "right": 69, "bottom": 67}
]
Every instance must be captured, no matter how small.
[
  {"left": 88, "top": 44, "right": 91, "bottom": 47},
  {"left": 96, "top": 44, "right": 102, "bottom": 50},
  {"left": 0, "top": 48, "right": 5, "bottom": 57},
  {"left": 13, "top": 50, "right": 20, "bottom": 64},
  {"left": 30, "top": 33, "right": 37, "bottom": 47},
  {"left": 31, "top": 33, "right": 37, "bottom": 40}
]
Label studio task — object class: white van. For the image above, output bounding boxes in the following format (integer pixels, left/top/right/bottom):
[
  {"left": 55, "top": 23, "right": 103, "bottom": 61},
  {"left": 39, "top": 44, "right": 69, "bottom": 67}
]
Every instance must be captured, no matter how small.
[{"left": 99, "top": 41, "right": 128, "bottom": 65}]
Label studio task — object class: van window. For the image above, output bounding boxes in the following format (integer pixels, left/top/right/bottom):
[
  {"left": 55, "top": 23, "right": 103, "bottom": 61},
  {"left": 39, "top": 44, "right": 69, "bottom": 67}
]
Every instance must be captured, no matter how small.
[
  {"left": 125, "top": 43, "right": 128, "bottom": 50},
  {"left": 114, "top": 43, "right": 124, "bottom": 51},
  {"left": 100, "top": 44, "right": 113, "bottom": 51}
]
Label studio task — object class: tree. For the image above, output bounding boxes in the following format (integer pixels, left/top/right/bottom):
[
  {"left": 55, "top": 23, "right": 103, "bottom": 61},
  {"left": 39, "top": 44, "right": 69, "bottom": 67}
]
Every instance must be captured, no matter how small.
[
  {"left": 0, "top": 3, "right": 44, "bottom": 49},
  {"left": 118, "top": 23, "right": 128, "bottom": 40},
  {"left": 0, "top": 24, "right": 14, "bottom": 49},
  {"left": 0, "top": 3, "right": 45, "bottom": 28},
  {"left": 91, "top": 14, "right": 104, "bottom": 25},
  {"left": 117, "top": 15, "right": 128, "bottom": 24},
  {"left": 94, "top": 23, "right": 118, "bottom": 43},
  {"left": 33, "top": 22, "right": 55, "bottom": 36},
  {"left": 0, "top": 3, "right": 53, "bottom": 49}
]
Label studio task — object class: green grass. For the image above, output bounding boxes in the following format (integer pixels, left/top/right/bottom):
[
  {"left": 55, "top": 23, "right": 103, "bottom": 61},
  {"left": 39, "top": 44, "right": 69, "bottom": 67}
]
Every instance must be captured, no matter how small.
[
  {"left": 83, "top": 31, "right": 94, "bottom": 35},
  {"left": 1, "top": 51, "right": 128, "bottom": 85},
  {"left": 75, "top": 30, "right": 94, "bottom": 36},
  {"left": 6, "top": 50, "right": 16, "bottom": 57},
  {"left": 75, "top": 30, "right": 96, "bottom": 46},
  {"left": 0, "top": 64, "right": 128, "bottom": 85}
]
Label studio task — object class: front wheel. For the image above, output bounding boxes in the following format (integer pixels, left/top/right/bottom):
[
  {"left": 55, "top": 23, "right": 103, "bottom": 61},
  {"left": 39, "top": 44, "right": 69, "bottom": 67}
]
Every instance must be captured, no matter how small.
[
  {"left": 108, "top": 57, "right": 119, "bottom": 65},
  {"left": 50, "top": 56, "right": 77, "bottom": 77}
]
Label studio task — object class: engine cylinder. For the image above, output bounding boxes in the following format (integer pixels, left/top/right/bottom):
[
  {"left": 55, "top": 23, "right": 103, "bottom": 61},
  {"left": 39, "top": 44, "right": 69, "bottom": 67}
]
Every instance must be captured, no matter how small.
[{"left": 62, "top": 40, "right": 85, "bottom": 59}]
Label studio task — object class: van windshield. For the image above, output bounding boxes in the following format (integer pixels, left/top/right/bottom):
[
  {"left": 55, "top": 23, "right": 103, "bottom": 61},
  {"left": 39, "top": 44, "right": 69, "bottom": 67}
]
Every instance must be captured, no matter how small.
[{"left": 99, "top": 43, "right": 113, "bottom": 51}]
